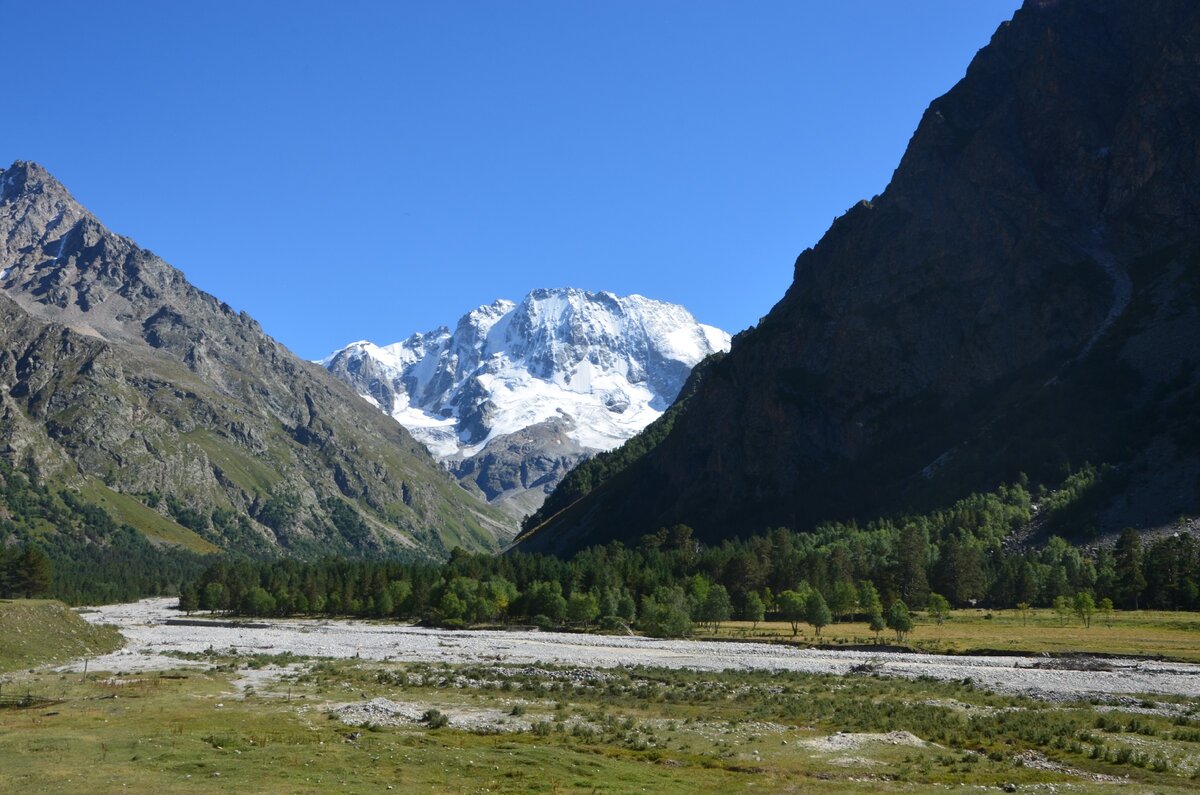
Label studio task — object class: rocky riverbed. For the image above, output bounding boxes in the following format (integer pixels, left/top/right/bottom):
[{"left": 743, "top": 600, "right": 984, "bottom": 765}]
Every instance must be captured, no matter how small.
[{"left": 67, "top": 598, "right": 1200, "bottom": 700}]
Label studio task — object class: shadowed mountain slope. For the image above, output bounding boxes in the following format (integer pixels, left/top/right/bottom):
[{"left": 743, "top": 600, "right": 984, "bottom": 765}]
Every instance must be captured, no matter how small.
[{"left": 518, "top": 0, "right": 1200, "bottom": 555}]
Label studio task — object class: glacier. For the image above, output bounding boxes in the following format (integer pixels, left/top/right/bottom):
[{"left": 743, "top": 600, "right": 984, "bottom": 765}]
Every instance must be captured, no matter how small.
[{"left": 322, "top": 288, "right": 731, "bottom": 514}]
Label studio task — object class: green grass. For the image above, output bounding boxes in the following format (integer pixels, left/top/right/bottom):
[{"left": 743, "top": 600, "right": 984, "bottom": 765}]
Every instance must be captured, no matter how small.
[
  {"left": 3, "top": 652, "right": 1199, "bottom": 792},
  {"left": 0, "top": 600, "right": 123, "bottom": 672},
  {"left": 79, "top": 480, "right": 220, "bottom": 554},
  {"left": 700, "top": 608, "right": 1200, "bottom": 662},
  {"left": 183, "top": 429, "right": 282, "bottom": 495}
]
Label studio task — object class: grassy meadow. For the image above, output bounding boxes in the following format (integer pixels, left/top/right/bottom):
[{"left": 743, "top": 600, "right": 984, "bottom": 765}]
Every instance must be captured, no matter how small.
[
  {"left": 0, "top": 600, "right": 123, "bottom": 673},
  {"left": 698, "top": 608, "right": 1200, "bottom": 662},
  {"left": 2, "top": 651, "right": 1199, "bottom": 793},
  {"left": 4, "top": 600, "right": 1200, "bottom": 792}
]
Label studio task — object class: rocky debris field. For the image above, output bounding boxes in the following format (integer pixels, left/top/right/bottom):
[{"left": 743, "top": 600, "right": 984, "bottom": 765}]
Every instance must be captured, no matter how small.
[{"left": 65, "top": 599, "right": 1200, "bottom": 701}]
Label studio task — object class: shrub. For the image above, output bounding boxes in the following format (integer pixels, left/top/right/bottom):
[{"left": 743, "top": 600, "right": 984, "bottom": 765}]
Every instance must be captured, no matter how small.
[{"left": 421, "top": 709, "right": 449, "bottom": 729}]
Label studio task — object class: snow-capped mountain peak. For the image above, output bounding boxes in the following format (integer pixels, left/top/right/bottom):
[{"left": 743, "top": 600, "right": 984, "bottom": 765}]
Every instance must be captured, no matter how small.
[{"left": 322, "top": 288, "right": 731, "bottom": 514}]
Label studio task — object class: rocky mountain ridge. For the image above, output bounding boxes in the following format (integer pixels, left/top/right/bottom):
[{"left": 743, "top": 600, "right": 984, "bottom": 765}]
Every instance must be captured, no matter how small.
[
  {"left": 323, "top": 288, "right": 730, "bottom": 516},
  {"left": 0, "top": 161, "right": 512, "bottom": 558},
  {"left": 518, "top": 0, "right": 1200, "bottom": 554}
]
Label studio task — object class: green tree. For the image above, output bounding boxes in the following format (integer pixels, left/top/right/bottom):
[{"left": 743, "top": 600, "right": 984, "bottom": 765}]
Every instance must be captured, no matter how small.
[
  {"left": 738, "top": 591, "right": 765, "bottom": 630},
  {"left": 886, "top": 600, "right": 913, "bottom": 643},
  {"left": 599, "top": 587, "right": 620, "bottom": 619},
  {"left": 777, "top": 589, "right": 808, "bottom": 637},
  {"left": 697, "top": 584, "right": 733, "bottom": 631},
  {"left": 828, "top": 580, "right": 858, "bottom": 622},
  {"left": 1073, "top": 591, "right": 1096, "bottom": 628},
  {"left": 202, "top": 582, "right": 227, "bottom": 613},
  {"left": 639, "top": 586, "right": 693, "bottom": 638},
  {"left": 439, "top": 590, "right": 467, "bottom": 622},
  {"left": 1098, "top": 597, "right": 1114, "bottom": 627},
  {"left": 868, "top": 609, "right": 886, "bottom": 642},
  {"left": 0, "top": 547, "right": 15, "bottom": 598},
  {"left": 1053, "top": 595, "right": 1072, "bottom": 626},
  {"left": 375, "top": 586, "right": 395, "bottom": 618},
  {"left": 525, "top": 581, "right": 567, "bottom": 623},
  {"left": 482, "top": 578, "right": 517, "bottom": 621},
  {"left": 567, "top": 591, "right": 601, "bottom": 627},
  {"left": 926, "top": 593, "right": 951, "bottom": 625},
  {"left": 1114, "top": 528, "right": 1147, "bottom": 609},
  {"left": 616, "top": 590, "right": 637, "bottom": 621},
  {"left": 805, "top": 591, "right": 832, "bottom": 638},
  {"left": 858, "top": 580, "right": 883, "bottom": 617},
  {"left": 15, "top": 546, "right": 52, "bottom": 597},
  {"left": 895, "top": 525, "right": 931, "bottom": 608},
  {"left": 242, "top": 586, "right": 276, "bottom": 617},
  {"left": 1016, "top": 602, "right": 1032, "bottom": 626},
  {"left": 388, "top": 581, "right": 413, "bottom": 617},
  {"left": 935, "top": 535, "right": 987, "bottom": 606},
  {"left": 178, "top": 584, "right": 199, "bottom": 615},
  {"left": 468, "top": 593, "right": 499, "bottom": 623}
]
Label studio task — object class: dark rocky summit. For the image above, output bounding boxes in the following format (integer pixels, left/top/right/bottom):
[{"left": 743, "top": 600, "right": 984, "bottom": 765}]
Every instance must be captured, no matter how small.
[
  {"left": 519, "top": 0, "right": 1200, "bottom": 554},
  {"left": 0, "top": 161, "right": 512, "bottom": 557}
]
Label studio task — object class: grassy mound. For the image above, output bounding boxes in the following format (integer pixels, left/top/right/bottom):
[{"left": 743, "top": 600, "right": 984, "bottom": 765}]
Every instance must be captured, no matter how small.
[{"left": 0, "top": 600, "right": 123, "bottom": 672}]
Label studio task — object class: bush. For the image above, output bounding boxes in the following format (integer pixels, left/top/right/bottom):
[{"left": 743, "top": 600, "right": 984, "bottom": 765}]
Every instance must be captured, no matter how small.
[
  {"left": 599, "top": 615, "right": 628, "bottom": 632},
  {"left": 421, "top": 709, "right": 449, "bottom": 729}
]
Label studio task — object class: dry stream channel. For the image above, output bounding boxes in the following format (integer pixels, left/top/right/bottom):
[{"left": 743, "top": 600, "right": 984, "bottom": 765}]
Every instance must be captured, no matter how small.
[{"left": 68, "top": 598, "right": 1200, "bottom": 701}]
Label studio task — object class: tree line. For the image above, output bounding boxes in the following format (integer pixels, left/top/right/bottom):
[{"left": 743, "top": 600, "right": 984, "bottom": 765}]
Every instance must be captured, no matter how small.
[
  {"left": 0, "top": 461, "right": 210, "bottom": 604},
  {"left": 4, "top": 454, "right": 1196, "bottom": 623},
  {"left": 181, "top": 475, "right": 1199, "bottom": 637}
]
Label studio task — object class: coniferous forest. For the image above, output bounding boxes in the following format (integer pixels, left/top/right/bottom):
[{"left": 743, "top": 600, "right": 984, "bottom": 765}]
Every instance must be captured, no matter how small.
[
  {"left": 178, "top": 472, "right": 1200, "bottom": 636},
  {"left": 5, "top": 453, "right": 1196, "bottom": 633},
  {"left": 0, "top": 461, "right": 209, "bottom": 604}
]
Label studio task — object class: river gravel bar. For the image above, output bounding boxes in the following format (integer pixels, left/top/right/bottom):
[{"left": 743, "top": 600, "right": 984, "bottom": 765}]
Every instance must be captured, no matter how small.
[{"left": 66, "top": 598, "right": 1200, "bottom": 700}]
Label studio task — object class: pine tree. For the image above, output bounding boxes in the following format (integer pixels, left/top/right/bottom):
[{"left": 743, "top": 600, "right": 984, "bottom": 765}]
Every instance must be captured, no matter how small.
[
  {"left": 869, "top": 609, "right": 886, "bottom": 642},
  {"left": 895, "top": 525, "right": 930, "bottom": 607},
  {"left": 805, "top": 591, "right": 832, "bottom": 638},
  {"left": 16, "top": 546, "right": 52, "bottom": 597},
  {"left": 1114, "top": 528, "right": 1146, "bottom": 609},
  {"left": 178, "top": 584, "right": 199, "bottom": 615}
]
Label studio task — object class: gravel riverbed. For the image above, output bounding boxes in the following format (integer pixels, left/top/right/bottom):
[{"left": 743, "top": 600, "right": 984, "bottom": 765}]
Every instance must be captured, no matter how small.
[{"left": 68, "top": 598, "right": 1200, "bottom": 700}]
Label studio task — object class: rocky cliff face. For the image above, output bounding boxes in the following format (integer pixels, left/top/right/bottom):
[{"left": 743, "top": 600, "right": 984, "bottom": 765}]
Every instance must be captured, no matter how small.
[
  {"left": 322, "top": 288, "right": 730, "bottom": 516},
  {"left": 0, "top": 161, "right": 512, "bottom": 557},
  {"left": 518, "top": 0, "right": 1200, "bottom": 554}
]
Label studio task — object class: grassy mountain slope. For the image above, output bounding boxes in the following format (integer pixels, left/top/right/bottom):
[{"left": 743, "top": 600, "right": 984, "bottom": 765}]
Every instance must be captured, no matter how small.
[{"left": 0, "top": 161, "right": 513, "bottom": 561}]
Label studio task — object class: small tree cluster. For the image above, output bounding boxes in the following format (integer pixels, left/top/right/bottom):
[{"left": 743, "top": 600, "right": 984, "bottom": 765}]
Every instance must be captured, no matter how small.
[{"left": 0, "top": 545, "right": 53, "bottom": 598}]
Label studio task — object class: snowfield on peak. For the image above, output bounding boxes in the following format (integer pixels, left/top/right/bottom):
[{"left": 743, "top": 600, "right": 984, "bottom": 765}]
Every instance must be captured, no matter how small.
[{"left": 323, "top": 288, "right": 731, "bottom": 513}]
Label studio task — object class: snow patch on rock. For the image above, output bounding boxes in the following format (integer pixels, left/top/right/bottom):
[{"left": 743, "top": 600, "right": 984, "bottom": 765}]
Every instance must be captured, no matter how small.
[{"left": 322, "top": 288, "right": 731, "bottom": 462}]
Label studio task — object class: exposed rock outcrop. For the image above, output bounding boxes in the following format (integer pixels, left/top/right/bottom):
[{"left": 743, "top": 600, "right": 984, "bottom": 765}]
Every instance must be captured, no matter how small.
[
  {"left": 519, "top": 0, "right": 1200, "bottom": 554},
  {"left": 0, "top": 161, "right": 512, "bottom": 557}
]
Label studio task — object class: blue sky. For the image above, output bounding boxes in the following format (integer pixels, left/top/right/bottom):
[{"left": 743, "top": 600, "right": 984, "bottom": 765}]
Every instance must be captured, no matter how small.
[{"left": 4, "top": 1, "right": 1021, "bottom": 359}]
